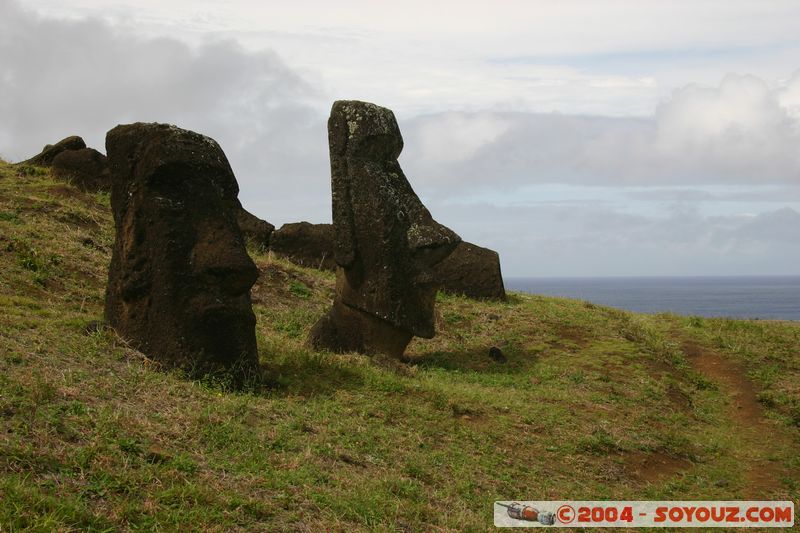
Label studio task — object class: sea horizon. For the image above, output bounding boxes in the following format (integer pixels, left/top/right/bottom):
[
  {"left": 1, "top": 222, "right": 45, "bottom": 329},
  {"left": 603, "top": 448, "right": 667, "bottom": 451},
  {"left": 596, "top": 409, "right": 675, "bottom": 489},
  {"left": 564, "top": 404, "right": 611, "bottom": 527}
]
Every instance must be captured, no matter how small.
[{"left": 505, "top": 275, "right": 800, "bottom": 321}]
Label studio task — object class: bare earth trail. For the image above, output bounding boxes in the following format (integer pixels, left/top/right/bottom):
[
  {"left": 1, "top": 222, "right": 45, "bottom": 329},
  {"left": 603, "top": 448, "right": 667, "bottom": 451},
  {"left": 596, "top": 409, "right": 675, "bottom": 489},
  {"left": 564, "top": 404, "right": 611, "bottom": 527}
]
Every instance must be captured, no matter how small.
[{"left": 679, "top": 336, "right": 796, "bottom": 499}]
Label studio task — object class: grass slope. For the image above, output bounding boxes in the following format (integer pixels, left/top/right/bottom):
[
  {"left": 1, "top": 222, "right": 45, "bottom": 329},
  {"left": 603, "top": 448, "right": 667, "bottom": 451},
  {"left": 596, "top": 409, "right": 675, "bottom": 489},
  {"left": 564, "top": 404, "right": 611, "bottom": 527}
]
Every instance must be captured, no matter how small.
[{"left": 0, "top": 160, "right": 798, "bottom": 531}]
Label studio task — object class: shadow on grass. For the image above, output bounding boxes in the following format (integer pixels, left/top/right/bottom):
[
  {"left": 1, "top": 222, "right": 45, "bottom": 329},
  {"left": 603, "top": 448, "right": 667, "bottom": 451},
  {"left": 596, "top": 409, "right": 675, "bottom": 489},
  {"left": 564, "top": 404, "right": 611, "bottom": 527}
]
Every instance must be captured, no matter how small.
[
  {"left": 260, "top": 349, "right": 367, "bottom": 397},
  {"left": 406, "top": 345, "right": 541, "bottom": 375},
  {"left": 156, "top": 347, "right": 366, "bottom": 399}
]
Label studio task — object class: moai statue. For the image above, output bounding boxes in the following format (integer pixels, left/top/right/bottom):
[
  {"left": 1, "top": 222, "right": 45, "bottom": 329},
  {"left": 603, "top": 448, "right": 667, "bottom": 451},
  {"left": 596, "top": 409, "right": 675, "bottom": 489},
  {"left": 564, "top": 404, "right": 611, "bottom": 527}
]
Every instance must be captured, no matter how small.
[
  {"left": 434, "top": 241, "right": 506, "bottom": 300},
  {"left": 19, "top": 135, "right": 86, "bottom": 166},
  {"left": 309, "top": 101, "right": 460, "bottom": 357},
  {"left": 105, "top": 123, "right": 260, "bottom": 376},
  {"left": 270, "top": 222, "right": 336, "bottom": 271},
  {"left": 52, "top": 148, "right": 111, "bottom": 192}
]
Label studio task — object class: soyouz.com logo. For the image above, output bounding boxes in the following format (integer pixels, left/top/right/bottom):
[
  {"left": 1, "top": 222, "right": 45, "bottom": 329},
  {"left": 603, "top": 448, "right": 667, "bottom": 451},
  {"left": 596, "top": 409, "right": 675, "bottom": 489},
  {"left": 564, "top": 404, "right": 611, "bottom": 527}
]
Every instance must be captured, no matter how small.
[{"left": 493, "top": 501, "right": 795, "bottom": 528}]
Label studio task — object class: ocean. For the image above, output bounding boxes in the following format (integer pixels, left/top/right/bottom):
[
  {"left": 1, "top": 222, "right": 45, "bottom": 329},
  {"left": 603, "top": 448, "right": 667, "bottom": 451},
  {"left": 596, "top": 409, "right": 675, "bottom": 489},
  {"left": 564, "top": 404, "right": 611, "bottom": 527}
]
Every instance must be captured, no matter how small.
[{"left": 505, "top": 276, "right": 800, "bottom": 321}]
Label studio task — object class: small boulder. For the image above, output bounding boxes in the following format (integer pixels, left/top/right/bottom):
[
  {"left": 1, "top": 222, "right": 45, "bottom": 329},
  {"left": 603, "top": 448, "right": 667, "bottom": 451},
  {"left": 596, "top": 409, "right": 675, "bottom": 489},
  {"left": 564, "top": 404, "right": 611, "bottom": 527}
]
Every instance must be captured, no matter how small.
[
  {"left": 236, "top": 207, "right": 274, "bottom": 250},
  {"left": 20, "top": 136, "right": 86, "bottom": 167},
  {"left": 270, "top": 222, "right": 335, "bottom": 270},
  {"left": 51, "top": 148, "right": 110, "bottom": 192},
  {"left": 82, "top": 320, "right": 107, "bottom": 335},
  {"left": 434, "top": 241, "right": 506, "bottom": 300},
  {"left": 488, "top": 346, "right": 506, "bottom": 363}
]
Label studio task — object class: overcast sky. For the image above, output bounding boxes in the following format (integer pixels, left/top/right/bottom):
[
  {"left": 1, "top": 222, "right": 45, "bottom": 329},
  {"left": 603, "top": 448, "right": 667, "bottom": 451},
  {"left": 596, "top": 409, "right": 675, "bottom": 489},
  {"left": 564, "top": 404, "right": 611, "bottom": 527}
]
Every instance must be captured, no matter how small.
[{"left": 2, "top": 0, "right": 799, "bottom": 276}]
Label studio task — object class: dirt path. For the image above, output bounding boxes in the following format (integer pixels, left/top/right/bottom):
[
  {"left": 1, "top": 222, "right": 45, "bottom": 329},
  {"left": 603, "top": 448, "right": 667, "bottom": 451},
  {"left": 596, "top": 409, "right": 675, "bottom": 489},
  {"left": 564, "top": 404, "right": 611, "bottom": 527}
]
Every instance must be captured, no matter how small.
[{"left": 680, "top": 338, "right": 791, "bottom": 498}]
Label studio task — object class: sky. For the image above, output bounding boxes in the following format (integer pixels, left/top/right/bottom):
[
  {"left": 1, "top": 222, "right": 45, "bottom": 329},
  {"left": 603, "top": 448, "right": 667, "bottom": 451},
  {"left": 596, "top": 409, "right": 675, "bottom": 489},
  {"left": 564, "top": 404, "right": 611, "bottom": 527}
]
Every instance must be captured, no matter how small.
[{"left": 2, "top": 0, "right": 799, "bottom": 276}]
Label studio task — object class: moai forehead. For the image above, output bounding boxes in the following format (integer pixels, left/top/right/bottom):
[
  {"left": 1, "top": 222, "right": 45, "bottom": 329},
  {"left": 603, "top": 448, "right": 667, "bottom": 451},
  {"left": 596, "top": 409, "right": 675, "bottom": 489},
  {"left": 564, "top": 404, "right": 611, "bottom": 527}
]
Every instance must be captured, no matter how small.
[
  {"left": 106, "top": 122, "right": 240, "bottom": 213},
  {"left": 328, "top": 100, "right": 403, "bottom": 160}
]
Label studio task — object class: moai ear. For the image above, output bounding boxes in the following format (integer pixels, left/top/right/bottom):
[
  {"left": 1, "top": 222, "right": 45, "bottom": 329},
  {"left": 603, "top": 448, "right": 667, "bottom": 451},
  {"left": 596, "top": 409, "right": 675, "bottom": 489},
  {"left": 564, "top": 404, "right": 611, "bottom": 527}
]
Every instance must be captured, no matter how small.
[
  {"left": 329, "top": 103, "right": 356, "bottom": 268},
  {"left": 119, "top": 212, "right": 152, "bottom": 302},
  {"left": 331, "top": 163, "right": 356, "bottom": 268}
]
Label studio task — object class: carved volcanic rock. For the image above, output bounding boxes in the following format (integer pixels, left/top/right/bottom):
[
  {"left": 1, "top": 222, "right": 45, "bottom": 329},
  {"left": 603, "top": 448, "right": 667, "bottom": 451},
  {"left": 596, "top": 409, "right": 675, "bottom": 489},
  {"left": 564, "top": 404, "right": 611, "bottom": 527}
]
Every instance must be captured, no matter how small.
[
  {"left": 105, "top": 122, "right": 260, "bottom": 375},
  {"left": 236, "top": 207, "right": 274, "bottom": 250},
  {"left": 309, "top": 100, "right": 460, "bottom": 357},
  {"left": 20, "top": 136, "right": 86, "bottom": 167},
  {"left": 434, "top": 241, "right": 506, "bottom": 300},
  {"left": 51, "top": 148, "right": 111, "bottom": 192},
  {"left": 270, "top": 222, "right": 335, "bottom": 271}
]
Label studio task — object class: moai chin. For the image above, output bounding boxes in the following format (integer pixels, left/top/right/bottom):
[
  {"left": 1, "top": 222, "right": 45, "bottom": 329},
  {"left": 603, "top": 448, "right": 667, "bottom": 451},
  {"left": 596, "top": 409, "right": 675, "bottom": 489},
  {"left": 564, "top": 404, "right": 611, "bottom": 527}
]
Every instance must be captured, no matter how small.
[
  {"left": 105, "top": 123, "right": 260, "bottom": 376},
  {"left": 309, "top": 101, "right": 460, "bottom": 357}
]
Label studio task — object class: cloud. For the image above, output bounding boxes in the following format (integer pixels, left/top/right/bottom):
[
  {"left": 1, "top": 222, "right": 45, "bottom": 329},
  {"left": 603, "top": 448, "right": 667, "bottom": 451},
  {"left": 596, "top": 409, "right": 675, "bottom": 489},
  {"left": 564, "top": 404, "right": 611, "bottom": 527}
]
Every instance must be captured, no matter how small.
[
  {"left": 650, "top": 74, "right": 800, "bottom": 181},
  {"left": 0, "top": 0, "right": 331, "bottom": 224},
  {"left": 778, "top": 70, "right": 800, "bottom": 118},
  {"left": 719, "top": 206, "right": 800, "bottom": 245},
  {"left": 402, "top": 74, "right": 800, "bottom": 197},
  {"left": 623, "top": 186, "right": 800, "bottom": 204},
  {"left": 409, "top": 112, "right": 512, "bottom": 164}
]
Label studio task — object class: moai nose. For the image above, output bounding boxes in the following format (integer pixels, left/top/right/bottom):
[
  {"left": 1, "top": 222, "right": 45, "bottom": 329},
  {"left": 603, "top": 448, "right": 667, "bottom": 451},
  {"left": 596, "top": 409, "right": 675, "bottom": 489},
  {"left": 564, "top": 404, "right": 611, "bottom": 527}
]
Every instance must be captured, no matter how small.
[
  {"left": 407, "top": 218, "right": 461, "bottom": 269},
  {"left": 191, "top": 219, "right": 258, "bottom": 296}
]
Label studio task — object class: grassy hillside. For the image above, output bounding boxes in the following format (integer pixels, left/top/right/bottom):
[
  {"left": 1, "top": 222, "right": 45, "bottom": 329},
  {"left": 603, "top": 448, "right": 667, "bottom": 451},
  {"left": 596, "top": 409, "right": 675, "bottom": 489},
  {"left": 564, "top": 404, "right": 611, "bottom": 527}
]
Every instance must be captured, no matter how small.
[{"left": 0, "top": 159, "right": 798, "bottom": 531}]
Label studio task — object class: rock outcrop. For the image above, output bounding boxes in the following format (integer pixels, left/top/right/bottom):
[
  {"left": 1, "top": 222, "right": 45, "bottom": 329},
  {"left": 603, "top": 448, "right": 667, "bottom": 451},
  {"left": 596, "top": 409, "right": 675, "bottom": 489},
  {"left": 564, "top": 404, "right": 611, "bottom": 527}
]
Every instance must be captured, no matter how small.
[
  {"left": 434, "top": 241, "right": 506, "bottom": 300},
  {"left": 236, "top": 208, "right": 274, "bottom": 250},
  {"left": 309, "top": 101, "right": 460, "bottom": 358},
  {"left": 51, "top": 148, "right": 111, "bottom": 192},
  {"left": 105, "top": 122, "right": 260, "bottom": 376},
  {"left": 20, "top": 136, "right": 86, "bottom": 167},
  {"left": 270, "top": 222, "right": 335, "bottom": 271}
]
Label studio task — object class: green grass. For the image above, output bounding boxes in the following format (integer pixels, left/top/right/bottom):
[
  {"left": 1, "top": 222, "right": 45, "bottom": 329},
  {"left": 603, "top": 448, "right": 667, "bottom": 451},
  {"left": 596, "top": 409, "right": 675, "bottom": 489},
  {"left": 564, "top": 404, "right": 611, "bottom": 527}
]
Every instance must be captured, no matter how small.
[{"left": 0, "top": 159, "right": 798, "bottom": 531}]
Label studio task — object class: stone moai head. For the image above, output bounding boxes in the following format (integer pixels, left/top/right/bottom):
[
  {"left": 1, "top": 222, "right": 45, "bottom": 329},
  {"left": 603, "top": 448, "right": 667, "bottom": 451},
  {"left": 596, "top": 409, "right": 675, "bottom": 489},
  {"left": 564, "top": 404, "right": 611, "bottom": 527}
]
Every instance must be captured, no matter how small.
[
  {"left": 105, "top": 123, "right": 259, "bottom": 375},
  {"left": 309, "top": 101, "right": 460, "bottom": 357}
]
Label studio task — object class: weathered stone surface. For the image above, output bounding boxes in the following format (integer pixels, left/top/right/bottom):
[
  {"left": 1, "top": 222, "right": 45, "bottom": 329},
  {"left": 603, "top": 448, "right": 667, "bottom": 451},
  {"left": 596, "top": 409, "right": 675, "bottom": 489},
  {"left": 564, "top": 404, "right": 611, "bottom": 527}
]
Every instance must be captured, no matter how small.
[
  {"left": 434, "top": 241, "right": 506, "bottom": 300},
  {"left": 270, "top": 222, "right": 335, "bottom": 271},
  {"left": 309, "top": 100, "right": 460, "bottom": 357},
  {"left": 20, "top": 136, "right": 86, "bottom": 166},
  {"left": 309, "top": 299, "right": 413, "bottom": 357},
  {"left": 236, "top": 207, "right": 274, "bottom": 249},
  {"left": 51, "top": 148, "right": 111, "bottom": 192},
  {"left": 105, "top": 122, "right": 259, "bottom": 375}
]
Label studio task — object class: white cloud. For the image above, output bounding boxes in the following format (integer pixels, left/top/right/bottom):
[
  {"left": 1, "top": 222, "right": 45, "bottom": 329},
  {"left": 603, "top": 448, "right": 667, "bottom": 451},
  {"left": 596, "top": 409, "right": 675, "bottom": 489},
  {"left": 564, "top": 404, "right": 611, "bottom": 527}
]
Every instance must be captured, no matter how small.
[
  {"left": 778, "top": 70, "right": 800, "bottom": 118},
  {"left": 651, "top": 74, "right": 799, "bottom": 179},
  {"left": 403, "top": 74, "right": 800, "bottom": 196},
  {"left": 412, "top": 112, "right": 511, "bottom": 164}
]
